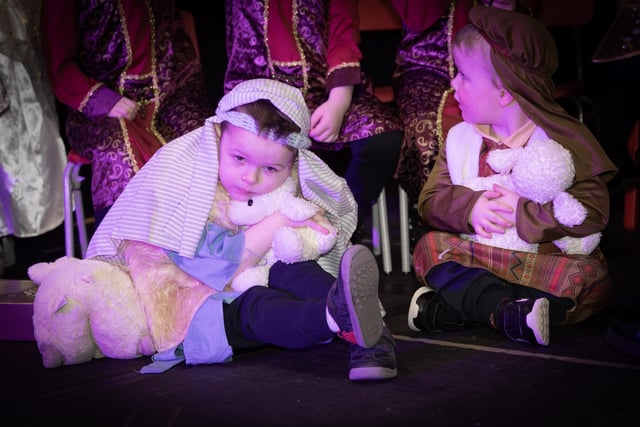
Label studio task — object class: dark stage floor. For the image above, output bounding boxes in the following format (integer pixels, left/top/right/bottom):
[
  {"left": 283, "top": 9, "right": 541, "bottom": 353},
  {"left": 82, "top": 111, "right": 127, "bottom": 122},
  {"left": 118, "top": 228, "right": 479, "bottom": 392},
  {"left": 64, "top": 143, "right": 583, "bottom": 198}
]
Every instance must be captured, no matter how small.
[{"left": 1, "top": 184, "right": 639, "bottom": 427}]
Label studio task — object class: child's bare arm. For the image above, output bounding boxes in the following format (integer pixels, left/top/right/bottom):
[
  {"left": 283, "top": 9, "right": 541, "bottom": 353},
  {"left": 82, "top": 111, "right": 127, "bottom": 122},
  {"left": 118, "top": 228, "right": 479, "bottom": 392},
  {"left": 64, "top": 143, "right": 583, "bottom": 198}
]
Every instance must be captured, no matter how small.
[
  {"left": 108, "top": 97, "right": 139, "bottom": 120},
  {"left": 237, "top": 212, "right": 331, "bottom": 272},
  {"left": 309, "top": 85, "right": 353, "bottom": 142}
]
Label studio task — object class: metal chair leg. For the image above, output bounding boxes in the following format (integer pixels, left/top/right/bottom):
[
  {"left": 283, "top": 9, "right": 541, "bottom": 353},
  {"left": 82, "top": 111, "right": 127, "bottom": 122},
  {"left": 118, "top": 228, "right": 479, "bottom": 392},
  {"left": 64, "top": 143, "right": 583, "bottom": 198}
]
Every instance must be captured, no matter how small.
[
  {"left": 63, "top": 154, "right": 89, "bottom": 258},
  {"left": 372, "top": 188, "right": 392, "bottom": 275},
  {"left": 399, "top": 187, "right": 412, "bottom": 274}
]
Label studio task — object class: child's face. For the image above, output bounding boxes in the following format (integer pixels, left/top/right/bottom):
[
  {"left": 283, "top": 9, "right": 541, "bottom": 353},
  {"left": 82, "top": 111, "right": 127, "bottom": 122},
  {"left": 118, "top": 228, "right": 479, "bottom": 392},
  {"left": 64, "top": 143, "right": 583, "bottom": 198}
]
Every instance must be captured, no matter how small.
[
  {"left": 219, "top": 123, "right": 295, "bottom": 202},
  {"left": 451, "top": 45, "right": 502, "bottom": 125}
]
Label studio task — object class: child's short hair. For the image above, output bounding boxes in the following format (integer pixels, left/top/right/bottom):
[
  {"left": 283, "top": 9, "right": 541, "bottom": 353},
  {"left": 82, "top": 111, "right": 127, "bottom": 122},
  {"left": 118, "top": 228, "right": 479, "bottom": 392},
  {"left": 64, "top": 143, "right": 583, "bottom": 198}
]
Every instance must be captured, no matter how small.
[
  {"left": 453, "top": 24, "right": 486, "bottom": 56},
  {"left": 214, "top": 79, "right": 312, "bottom": 149},
  {"left": 453, "top": 24, "right": 500, "bottom": 85},
  {"left": 224, "top": 99, "right": 301, "bottom": 142}
]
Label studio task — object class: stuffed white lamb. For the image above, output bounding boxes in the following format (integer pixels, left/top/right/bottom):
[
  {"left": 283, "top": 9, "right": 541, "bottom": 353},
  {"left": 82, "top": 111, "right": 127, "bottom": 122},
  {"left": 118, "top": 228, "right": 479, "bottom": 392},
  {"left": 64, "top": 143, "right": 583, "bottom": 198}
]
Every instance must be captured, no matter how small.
[
  {"left": 28, "top": 257, "right": 156, "bottom": 368},
  {"left": 461, "top": 138, "right": 601, "bottom": 255},
  {"left": 29, "top": 244, "right": 221, "bottom": 369},
  {"left": 227, "top": 176, "right": 337, "bottom": 292}
]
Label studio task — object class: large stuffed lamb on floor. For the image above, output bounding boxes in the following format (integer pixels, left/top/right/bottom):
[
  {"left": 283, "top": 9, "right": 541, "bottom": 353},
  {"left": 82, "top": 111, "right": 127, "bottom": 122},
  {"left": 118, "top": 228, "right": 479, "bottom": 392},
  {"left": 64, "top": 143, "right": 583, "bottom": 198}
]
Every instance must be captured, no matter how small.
[{"left": 28, "top": 256, "right": 156, "bottom": 368}]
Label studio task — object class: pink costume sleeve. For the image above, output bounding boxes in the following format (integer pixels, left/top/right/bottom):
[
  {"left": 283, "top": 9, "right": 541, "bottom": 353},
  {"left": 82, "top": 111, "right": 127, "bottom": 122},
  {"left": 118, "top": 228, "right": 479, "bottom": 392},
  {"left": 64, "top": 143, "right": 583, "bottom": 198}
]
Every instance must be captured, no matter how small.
[
  {"left": 267, "top": 0, "right": 362, "bottom": 91},
  {"left": 390, "top": 0, "right": 475, "bottom": 35},
  {"left": 40, "top": 0, "right": 100, "bottom": 111},
  {"left": 390, "top": 0, "right": 451, "bottom": 32},
  {"left": 40, "top": 0, "right": 152, "bottom": 120},
  {"left": 325, "top": 0, "right": 361, "bottom": 89}
]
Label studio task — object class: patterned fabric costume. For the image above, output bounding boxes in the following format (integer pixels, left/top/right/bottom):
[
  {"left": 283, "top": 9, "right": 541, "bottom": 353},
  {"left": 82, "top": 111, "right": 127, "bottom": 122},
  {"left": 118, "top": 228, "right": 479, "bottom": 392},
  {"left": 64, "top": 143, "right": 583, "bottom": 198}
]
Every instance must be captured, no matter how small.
[
  {"left": 41, "top": 0, "right": 212, "bottom": 212},
  {"left": 390, "top": 0, "right": 472, "bottom": 202},
  {"left": 413, "top": 6, "right": 618, "bottom": 325},
  {"left": 415, "top": 121, "right": 615, "bottom": 324},
  {"left": 224, "top": 0, "right": 402, "bottom": 152}
]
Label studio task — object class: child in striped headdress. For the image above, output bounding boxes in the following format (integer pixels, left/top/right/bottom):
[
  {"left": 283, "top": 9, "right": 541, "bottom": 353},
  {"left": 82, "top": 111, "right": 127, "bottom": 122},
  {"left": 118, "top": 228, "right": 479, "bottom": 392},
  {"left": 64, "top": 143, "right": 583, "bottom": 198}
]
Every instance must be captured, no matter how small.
[{"left": 87, "top": 78, "right": 397, "bottom": 380}]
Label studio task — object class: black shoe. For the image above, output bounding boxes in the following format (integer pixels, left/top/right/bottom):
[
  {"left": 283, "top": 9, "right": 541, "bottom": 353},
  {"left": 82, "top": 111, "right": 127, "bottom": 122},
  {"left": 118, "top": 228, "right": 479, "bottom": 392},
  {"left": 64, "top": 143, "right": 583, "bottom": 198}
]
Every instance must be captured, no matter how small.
[
  {"left": 408, "top": 286, "right": 475, "bottom": 332},
  {"left": 327, "top": 244, "right": 383, "bottom": 348},
  {"left": 349, "top": 325, "right": 397, "bottom": 381},
  {"left": 491, "top": 298, "right": 550, "bottom": 346},
  {"left": 606, "top": 319, "right": 640, "bottom": 358}
]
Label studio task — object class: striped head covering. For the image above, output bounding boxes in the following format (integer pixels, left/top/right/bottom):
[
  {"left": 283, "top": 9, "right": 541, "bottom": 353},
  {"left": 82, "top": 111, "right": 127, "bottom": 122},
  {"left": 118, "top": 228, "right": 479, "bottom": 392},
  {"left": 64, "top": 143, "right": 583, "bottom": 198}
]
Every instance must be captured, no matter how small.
[
  {"left": 212, "top": 78, "right": 312, "bottom": 149},
  {"left": 468, "top": 6, "right": 617, "bottom": 182},
  {"left": 87, "top": 79, "right": 356, "bottom": 275}
]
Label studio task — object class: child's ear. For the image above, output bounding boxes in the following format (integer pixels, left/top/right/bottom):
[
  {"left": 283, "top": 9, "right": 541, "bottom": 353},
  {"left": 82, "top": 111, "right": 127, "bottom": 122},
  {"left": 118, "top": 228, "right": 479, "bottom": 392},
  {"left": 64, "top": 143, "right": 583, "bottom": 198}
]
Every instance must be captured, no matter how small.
[{"left": 498, "top": 88, "right": 515, "bottom": 107}]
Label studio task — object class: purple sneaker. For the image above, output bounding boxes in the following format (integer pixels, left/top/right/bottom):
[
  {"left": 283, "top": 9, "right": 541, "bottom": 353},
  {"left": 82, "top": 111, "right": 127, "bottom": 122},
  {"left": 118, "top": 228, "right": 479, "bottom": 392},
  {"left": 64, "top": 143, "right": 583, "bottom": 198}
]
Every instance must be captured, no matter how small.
[
  {"left": 492, "top": 298, "right": 550, "bottom": 345},
  {"left": 349, "top": 324, "right": 397, "bottom": 381},
  {"left": 327, "top": 244, "right": 383, "bottom": 348}
]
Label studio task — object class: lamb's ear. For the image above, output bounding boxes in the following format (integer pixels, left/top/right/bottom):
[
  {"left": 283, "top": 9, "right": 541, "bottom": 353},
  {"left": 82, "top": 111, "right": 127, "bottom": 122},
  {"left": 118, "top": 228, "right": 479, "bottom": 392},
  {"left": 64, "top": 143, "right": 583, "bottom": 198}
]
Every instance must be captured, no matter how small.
[
  {"left": 486, "top": 147, "right": 522, "bottom": 174},
  {"left": 27, "top": 262, "right": 55, "bottom": 285},
  {"left": 53, "top": 297, "right": 70, "bottom": 314}
]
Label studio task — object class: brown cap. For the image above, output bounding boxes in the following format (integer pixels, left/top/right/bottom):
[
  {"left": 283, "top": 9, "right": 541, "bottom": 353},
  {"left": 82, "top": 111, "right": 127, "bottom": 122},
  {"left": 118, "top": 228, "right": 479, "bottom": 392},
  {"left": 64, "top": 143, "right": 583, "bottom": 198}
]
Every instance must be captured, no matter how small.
[{"left": 469, "top": 6, "right": 617, "bottom": 182}]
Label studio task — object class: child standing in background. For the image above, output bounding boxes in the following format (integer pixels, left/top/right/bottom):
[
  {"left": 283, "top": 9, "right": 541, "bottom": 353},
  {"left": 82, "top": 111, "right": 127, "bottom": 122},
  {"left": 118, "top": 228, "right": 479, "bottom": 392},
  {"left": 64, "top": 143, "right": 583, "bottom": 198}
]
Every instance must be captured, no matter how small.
[
  {"left": 40, "top": 0, "right": 213, "bottom": 226},
  {"left": 0, "top": 0, "right": 67, "bottom": 274},
  {"left": 224, "top": 0, "right": 404, "bottom": 239}
]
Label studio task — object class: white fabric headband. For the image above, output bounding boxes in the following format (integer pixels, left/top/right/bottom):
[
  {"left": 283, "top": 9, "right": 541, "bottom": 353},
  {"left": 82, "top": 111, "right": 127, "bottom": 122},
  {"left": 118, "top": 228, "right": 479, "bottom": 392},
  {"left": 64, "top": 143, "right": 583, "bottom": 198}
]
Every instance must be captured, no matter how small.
[{"left": 212, "top": 78, "right": 312, "bottom": 149}]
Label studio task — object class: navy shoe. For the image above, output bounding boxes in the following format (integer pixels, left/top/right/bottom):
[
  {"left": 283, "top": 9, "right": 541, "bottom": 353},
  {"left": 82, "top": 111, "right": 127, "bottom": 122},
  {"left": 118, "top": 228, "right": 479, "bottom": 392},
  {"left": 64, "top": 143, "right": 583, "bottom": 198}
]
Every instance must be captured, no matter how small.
[
  {"left": 327, "top": 244, "right": 383, "bottom": 348},
  {"left": 349, "top": 324, "right": 397, "bottom": 381},
  {"left": 408, "top": 286, "right": 475, "bottom": 333},
  {"left": 491, "top": 298, "right": 550, "bottom": 346}
]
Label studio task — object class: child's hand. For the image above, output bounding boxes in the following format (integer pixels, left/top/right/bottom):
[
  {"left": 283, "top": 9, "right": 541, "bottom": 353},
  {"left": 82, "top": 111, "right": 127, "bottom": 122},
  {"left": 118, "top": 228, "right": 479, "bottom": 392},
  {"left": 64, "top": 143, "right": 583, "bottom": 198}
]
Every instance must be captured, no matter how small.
[
  {"left": 108, "top": 97, "right": 139, "bottom": 120},
  {"left": 309, "top": 102, "right": 342, "bottom": 142},
  {"left": 469, "top": 189, "right": 514, "bottom": 238},
  {"left": 242, "top": 212, "right": 329, "bottom": 268},
  {"left": 491, "top": 184, "right": 519, "bottom": 226},
  {"left": 309, "top": 86, "right": 353, "bottom": 142},
  {"left": 282, "top": 212, "right": 331, "bottom": 235}
]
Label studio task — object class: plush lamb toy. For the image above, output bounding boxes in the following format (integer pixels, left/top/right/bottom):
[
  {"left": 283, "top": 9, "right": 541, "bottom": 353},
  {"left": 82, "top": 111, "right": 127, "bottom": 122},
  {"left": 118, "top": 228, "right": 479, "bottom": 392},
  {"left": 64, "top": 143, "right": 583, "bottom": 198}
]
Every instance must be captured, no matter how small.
[
  {"left": 28, "top": 256, "right": 156, "bottom": 368},
  {"left": 461, "top": 138, "right": 601, "bottom": 255},
  {"left": 227, "top": 176, "right": 338, "bottom": 292},
  {"left": 29, "top": 244, "right": 217, "bottom": 369}
]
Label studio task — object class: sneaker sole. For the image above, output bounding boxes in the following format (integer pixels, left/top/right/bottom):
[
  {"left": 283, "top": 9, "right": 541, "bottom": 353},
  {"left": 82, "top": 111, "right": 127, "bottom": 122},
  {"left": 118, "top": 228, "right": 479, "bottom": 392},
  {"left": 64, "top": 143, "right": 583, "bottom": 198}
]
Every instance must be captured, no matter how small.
[
  {"left": 407, "top": 286, "right": 434, "bottom": 332},
  {"left": 526, "top": 298, "right": 550, "bottom": 346},
  {"left": 341, "top": 245, "right": 383, "bottom": 348},
  {"left": 349, "top": 366, "right": 398, "bottom": 381}
]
